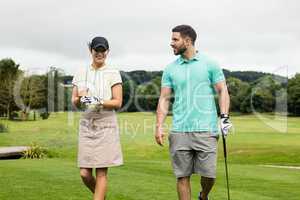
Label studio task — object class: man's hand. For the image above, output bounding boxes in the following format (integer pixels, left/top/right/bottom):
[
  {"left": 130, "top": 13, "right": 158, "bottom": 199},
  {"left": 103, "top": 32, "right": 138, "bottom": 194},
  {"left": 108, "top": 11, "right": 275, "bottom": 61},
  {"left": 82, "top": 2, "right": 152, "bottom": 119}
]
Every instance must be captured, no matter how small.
[
  {"left": 155, "top": 127, "right": 165, "bottom": 146},
  {"left": 220, "top": 114, "right": 232, "bottom": 136}
]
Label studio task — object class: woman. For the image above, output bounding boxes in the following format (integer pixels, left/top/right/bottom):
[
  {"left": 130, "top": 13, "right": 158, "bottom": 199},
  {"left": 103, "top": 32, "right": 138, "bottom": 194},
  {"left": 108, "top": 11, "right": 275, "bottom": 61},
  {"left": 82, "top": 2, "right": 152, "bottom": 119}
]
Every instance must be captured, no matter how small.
[{"left": 71, "top": 36, "right": 123, "bottom": 200}]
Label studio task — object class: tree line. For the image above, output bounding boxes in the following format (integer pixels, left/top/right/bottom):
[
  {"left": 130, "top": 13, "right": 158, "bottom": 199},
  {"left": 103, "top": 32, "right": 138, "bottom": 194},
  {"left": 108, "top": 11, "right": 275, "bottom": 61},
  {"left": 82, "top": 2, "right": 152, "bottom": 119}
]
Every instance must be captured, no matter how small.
[
  {"left": 121, "top": 70, "right": 299, "bottom": 115},
  {"left": 0, "top": 58, "right": 299, "bottom": 120}
]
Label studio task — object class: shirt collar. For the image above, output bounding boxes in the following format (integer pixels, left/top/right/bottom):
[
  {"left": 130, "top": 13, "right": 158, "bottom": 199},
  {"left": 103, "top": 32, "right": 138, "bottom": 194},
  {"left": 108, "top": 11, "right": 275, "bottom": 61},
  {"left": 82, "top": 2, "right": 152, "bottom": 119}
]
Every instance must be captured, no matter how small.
[
  {"left": 178, "top": 52, "right": 201, "bottom": 65},
  {"left": 89, "top": 64, "right": 107, "bottom": 71}
]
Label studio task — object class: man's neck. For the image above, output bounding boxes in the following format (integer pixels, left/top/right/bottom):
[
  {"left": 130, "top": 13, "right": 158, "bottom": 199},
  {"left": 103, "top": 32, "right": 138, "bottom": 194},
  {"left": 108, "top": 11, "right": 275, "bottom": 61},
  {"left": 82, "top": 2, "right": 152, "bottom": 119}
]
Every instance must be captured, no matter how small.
[{"left": 181, "top": 47, "right": 197, "bottom": 60}]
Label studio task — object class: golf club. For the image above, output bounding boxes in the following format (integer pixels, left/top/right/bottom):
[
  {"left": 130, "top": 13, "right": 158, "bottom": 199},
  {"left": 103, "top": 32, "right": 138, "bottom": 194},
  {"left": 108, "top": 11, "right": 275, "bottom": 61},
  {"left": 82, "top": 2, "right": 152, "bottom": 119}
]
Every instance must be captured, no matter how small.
[{"left": 222, "top": 132, "right": 231, "bottom": 200}]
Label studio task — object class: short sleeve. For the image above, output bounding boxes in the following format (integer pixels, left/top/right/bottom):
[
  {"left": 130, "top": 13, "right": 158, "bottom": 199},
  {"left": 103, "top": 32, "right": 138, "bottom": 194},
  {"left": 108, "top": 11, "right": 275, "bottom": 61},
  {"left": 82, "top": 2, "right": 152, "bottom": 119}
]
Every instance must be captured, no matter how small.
[
  {"left": 72, "top": 70, "right": 80, "bottom": 86},
  {"left": 208, "top": 61, "right": 225, "bottom": 84},
  {"left": 110, "top": 70, "right": 122, "bottom": 87},
  {"left": 161, "top": 70, "right": 173, "bottom": 88},
  {"left": 72, "top": 67, "right": 88, "bottom": 89}
]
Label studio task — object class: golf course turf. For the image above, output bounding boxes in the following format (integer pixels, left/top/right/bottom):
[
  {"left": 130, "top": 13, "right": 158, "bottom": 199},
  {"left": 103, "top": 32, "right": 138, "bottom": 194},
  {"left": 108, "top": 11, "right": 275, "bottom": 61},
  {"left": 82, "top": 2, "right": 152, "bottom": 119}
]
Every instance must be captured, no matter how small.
[{"left": 0, "top": 112, "right": 299, "bottom": 200}]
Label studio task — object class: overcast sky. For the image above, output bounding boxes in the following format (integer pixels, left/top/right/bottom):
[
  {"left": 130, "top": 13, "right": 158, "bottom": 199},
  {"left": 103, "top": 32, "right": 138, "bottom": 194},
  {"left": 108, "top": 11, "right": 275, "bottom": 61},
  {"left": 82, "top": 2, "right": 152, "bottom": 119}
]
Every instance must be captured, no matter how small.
[{"left": 0, "top": 0, "right": 299, "bottom": 77}]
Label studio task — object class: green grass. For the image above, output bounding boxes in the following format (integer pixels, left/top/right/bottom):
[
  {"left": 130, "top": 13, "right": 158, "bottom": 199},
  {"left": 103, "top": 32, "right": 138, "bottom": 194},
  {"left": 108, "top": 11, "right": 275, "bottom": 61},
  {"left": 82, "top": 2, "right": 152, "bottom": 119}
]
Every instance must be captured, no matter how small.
[{"left": 0, "top": 112, "right": 300, "bottom": 200}]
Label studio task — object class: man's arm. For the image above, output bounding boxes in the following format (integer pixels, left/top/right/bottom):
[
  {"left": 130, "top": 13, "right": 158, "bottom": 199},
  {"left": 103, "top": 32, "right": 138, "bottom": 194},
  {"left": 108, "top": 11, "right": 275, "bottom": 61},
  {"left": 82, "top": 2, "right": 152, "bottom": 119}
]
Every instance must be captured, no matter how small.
[
  {"left": 214, "top": 81, "right": 230, "bottom": 114},
  {"left": 214, "top": 80, "right": 233, "bottom": 135},
  {"left": 155, "top": 87, "right": 172, "bottom": 146}
]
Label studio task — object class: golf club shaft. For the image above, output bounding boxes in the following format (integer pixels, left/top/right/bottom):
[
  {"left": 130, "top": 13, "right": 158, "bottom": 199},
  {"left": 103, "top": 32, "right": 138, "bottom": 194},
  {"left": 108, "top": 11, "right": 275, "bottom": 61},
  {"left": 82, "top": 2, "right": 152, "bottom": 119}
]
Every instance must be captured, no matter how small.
[{"left": 222, "top": 134, "right": 231, "bottom": 200}]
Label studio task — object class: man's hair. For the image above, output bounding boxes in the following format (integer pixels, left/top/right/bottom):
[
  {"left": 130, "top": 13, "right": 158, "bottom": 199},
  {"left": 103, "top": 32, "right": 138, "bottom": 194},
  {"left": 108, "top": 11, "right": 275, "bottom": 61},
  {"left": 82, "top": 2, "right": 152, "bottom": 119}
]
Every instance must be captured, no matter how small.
[{"left": 172, "top": 25, "right": 197, "bottom": 45}]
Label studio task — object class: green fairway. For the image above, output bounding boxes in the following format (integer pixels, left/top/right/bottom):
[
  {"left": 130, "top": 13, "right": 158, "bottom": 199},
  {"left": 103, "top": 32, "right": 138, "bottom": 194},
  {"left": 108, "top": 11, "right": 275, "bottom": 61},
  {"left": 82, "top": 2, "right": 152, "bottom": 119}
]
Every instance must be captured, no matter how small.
[{"left": 0, "top": 112, "right": 300, "bottom": 200}]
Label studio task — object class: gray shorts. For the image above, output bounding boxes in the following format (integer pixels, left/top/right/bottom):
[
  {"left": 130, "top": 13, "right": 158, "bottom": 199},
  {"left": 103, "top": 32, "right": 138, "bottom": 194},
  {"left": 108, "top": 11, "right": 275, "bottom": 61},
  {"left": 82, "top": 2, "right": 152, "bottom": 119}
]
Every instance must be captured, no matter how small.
[{"left": 168, "top": 132, "right": 218, "bottom": 178}]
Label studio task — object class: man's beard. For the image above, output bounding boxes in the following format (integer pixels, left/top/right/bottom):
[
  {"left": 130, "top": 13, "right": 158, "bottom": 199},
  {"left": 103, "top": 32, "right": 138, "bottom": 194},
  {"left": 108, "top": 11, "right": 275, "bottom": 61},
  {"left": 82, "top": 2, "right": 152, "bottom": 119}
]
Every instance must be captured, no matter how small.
[{"left": 174, "top": 46, "right": 187, "bottom": 55}]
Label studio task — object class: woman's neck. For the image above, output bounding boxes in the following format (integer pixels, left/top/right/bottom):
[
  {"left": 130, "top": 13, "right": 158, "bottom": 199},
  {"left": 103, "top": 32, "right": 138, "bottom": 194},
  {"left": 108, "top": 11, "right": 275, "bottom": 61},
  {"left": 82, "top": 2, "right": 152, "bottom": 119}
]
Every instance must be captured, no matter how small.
[{"left": 91, "top": 62, "right": 105, "bottom": 69}]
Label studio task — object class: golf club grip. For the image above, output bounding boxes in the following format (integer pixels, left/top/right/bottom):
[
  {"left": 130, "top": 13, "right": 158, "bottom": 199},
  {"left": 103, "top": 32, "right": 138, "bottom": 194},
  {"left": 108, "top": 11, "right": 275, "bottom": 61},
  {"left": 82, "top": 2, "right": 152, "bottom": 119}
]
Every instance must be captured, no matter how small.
[{"left": 222, "top": 134, "right": 227, "bottom": 158}]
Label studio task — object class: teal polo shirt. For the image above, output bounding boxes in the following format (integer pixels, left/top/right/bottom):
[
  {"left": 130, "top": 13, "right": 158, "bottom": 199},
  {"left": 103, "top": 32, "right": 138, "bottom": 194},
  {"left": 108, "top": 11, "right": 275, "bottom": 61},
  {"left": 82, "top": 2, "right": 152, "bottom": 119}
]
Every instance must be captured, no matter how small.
[{"left": 161, "top": 53, "right": 225, "bottom": 134}]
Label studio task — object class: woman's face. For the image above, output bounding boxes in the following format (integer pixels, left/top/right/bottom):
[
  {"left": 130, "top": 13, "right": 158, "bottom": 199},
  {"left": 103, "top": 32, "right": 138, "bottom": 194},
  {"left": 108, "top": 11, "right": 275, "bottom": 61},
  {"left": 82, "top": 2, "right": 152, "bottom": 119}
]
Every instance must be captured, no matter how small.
[{"left": 91, "top": 48, "right": 109, "bottom": 65}]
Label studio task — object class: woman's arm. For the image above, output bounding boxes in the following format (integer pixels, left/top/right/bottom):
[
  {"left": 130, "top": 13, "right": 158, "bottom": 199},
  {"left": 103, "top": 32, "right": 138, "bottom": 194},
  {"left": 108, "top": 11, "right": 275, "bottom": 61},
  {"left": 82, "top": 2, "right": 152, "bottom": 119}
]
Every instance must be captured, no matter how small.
[
  {"left": 71, "top": 86, "right": 89, "bottom": 106},
  {"left": 102, "top": 83, "right": 123, "bottom": 109},
  {"left": 71, "top": 86, "right": 80, "bottom": 107}
]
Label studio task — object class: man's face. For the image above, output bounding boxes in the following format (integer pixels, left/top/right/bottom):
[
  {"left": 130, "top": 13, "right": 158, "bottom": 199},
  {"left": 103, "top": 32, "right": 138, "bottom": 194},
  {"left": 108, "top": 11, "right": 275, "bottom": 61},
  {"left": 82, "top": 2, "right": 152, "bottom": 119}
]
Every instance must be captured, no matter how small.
[
  {"left": 170, "top": 32, "right": 188, "bottom": 55},
  {"left": 91, "top": 48, "right": 108, "bottom": 64}
]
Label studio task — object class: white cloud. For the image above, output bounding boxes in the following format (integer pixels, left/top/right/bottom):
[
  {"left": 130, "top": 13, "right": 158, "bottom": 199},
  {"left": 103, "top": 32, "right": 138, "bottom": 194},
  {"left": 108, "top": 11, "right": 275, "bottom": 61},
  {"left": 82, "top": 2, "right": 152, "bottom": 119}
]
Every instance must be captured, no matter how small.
[{"left": 0, "top": 0, "right": 299, "bottom": 77}]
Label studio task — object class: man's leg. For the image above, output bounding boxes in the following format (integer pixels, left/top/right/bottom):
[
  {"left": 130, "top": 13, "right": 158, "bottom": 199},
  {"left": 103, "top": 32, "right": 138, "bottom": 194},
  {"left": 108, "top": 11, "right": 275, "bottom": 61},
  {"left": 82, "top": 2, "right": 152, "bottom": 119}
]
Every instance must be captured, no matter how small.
[
  {"left": 193, "top": 133, "right": 218, "bottom": 200},
  {"left": 200, "top": 176, "right": 215, "bottom": 199},
  {"left": 94, "top": 168, "right": 108, "bottom": 200},
  {"left": 80, "top": 168, "right": 96, "bottom": 193},
  {"left": 177, "top": 176, "right": 191, "bottom": 200}
]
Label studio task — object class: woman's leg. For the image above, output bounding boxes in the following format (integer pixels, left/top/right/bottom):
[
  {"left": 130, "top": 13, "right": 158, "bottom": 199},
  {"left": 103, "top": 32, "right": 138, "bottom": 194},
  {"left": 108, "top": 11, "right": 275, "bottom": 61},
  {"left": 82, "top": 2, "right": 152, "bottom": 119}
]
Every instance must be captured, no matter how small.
[
  {"left": 80, "top": 168, "right": 96, "bottom": 193},
  {"left": 94, "top": 168, "right": 108, "bottom": 200}
]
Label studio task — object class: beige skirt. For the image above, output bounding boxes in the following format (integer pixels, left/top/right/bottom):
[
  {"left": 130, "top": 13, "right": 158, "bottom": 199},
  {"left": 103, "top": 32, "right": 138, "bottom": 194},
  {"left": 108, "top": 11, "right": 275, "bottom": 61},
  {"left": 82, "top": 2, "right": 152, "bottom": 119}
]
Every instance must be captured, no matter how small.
[{"left": 78, "top": 110, "right": 123, "bottom": 168}]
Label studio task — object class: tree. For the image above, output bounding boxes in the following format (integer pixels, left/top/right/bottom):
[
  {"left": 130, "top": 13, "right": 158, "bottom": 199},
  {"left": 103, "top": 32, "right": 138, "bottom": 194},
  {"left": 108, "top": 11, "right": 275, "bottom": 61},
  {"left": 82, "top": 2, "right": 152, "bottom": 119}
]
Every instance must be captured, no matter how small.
[
  {"left": 240, "top": 75, "right": 284, "bottom": 113},
  {"left": 226, "top": 77, "right": 250, "bottom": 112},
  {"left": 134, "top": 76, "right": 161, "bottom": 112},
  {"left": 288, "top": 73, "right": 300, "bottom": 116},
  {"left": 17, "top": 75, "right": 47, "bottom": 120},
  {"left": 0, "top": 58, "right": 22, "bottom": 118},
  {"left": 122, "top": 80, "right": 137, "bottom": 112}
]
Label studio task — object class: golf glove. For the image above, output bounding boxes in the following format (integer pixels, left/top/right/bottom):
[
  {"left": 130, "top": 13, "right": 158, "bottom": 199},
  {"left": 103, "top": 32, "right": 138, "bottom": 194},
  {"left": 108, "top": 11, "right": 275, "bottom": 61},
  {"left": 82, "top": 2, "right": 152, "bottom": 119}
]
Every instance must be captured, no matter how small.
[
  {"left": 220, "top": 114, "right": 232, "bottom": 136},
  {"left": 80, "top": 96, "right": 103, "bottom": 105}
]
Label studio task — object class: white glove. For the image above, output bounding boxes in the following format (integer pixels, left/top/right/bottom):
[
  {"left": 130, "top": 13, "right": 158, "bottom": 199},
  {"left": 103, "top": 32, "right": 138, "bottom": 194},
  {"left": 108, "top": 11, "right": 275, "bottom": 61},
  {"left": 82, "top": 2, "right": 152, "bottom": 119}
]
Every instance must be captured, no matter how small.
[
  {"left": 80, "top": 96, "right": 103, "bottom": 105},
  {"left": 220, "top": 114, "right": 232, "bottom": 136}
]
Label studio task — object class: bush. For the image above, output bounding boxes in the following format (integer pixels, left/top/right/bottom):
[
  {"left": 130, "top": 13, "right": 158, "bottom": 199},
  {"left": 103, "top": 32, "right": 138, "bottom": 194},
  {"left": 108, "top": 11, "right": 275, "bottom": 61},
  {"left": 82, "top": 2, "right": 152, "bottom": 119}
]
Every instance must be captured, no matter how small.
[
  {"left": 40, "top": 112, "right": 50, "bottom": 120},
  {"left": 0, "top": 123, "right": 8, "bottom": 133},
  {"left": 22, "top": 143, "right": 47, "bottom": 159},
  {"left": 9, "top": 111, "right": 19, "bottom": 120}
]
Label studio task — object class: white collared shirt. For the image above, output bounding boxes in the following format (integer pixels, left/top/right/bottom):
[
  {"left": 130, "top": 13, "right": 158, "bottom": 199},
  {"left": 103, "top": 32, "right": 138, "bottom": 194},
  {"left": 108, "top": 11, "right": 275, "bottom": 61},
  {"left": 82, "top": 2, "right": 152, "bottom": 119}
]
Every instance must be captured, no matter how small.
[{"left": 72, "top": 65, "right": 122, "bottom": 100}]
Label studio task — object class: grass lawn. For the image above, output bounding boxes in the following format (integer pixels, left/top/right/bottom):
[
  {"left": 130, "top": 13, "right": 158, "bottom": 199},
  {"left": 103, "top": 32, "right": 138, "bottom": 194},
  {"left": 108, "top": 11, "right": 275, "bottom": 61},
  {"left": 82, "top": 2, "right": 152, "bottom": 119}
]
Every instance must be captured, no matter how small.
[{"left": 0, "top": 112, "right": 300, "bottom": 200}]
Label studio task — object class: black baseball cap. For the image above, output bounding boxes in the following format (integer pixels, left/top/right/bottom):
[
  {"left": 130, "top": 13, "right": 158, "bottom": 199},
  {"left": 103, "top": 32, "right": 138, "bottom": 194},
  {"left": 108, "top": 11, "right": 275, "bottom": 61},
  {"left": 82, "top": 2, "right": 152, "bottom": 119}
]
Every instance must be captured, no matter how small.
[{"left": 89, "top": 36, "right": 109, "bottom": 51}]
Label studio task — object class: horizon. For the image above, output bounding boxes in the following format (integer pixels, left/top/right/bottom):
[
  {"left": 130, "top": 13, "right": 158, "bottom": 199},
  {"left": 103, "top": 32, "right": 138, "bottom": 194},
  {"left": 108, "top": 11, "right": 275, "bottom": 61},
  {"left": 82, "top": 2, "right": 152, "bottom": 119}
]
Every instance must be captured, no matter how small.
[{"left": 0, "top": 55, "right": 296, "bottom": 79}]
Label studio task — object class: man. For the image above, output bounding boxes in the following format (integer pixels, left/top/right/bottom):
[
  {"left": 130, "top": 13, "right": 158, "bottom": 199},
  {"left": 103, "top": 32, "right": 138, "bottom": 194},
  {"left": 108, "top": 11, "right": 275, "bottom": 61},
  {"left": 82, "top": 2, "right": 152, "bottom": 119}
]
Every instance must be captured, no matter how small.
[{"left": 155, "top": 25, "right": 232, "bottom": 200}]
